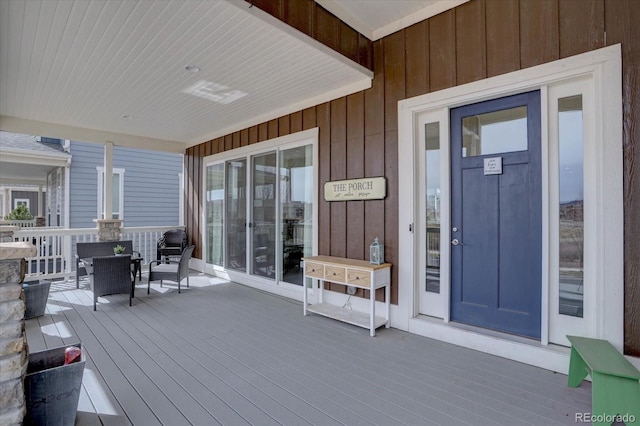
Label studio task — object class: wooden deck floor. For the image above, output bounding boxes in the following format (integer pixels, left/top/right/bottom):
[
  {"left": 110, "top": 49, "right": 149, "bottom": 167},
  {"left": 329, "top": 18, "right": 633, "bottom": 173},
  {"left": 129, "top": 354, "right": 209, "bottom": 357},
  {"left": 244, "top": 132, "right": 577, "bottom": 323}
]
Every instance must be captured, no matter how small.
[{"left": 25, "top": 273, "right": 592, "bottom": 426}]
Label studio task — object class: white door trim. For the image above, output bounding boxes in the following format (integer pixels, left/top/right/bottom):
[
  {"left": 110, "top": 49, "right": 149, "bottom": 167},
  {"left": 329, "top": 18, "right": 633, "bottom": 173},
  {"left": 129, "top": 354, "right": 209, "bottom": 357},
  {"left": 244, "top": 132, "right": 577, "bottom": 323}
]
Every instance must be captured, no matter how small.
[{"left": 397, "top": 44, "right": 624, "bottom": 373}]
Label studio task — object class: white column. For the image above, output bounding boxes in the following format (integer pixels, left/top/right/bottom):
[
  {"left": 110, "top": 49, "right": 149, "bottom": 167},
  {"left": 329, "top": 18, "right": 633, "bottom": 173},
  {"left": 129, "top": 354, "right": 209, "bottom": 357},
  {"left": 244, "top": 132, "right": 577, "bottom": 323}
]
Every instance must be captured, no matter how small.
[
  {"left": 2, "top": 188, "right": 9, "bottom": 217},
  {"left": 37, "top": 185, "right": 43, "bottom": 217},
  {"left": 64, "top": 165, "right": 70, "bottom": 228},
  {"left": 103, "top": 141, "right": 114, "bottom": 220}
]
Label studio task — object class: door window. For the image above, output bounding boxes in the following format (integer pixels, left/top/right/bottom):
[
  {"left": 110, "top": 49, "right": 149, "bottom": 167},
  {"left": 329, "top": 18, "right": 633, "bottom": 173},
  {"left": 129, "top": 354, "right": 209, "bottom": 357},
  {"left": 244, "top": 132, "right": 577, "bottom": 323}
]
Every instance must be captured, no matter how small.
[
  {"left": 425, "top": 122, "right": 441, "bottom": 294},
  {"left": 225, "top": 159, "right": 247, "bottom": 271},
  {"left": 252, "top": 153, "right": 277, "bottom": 279},
  {"left": 279, "top": 145, "right": 313, "bottom": 286},
  {"left": 206, "top": 163, "right": 224, "bottom": 266},
  {"left": 558, "top": 95, "right": 584, "bottom": 318},
  {"left": 462, "top": 106, "right": 528, "bottom": 157}
]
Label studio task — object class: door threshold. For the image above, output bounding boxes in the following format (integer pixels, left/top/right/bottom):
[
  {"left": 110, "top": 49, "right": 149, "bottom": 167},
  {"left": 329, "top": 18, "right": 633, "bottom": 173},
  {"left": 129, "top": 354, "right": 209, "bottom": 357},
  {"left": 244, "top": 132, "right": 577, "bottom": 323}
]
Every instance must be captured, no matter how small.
[
  {"left": 446, "top": 320, "right": 543, "bottom": 347},
  {"left": 411, "top": 315, "right": 570, "bottom": 373}
]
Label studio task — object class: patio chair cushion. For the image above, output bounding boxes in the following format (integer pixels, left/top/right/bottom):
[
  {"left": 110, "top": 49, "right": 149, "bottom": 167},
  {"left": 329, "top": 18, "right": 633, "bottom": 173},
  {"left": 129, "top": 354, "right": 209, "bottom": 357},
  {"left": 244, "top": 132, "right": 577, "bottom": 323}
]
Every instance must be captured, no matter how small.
[
  {"left": 91, "top": 255, "right": 134, "bottom": 311},
  {"left": 148, "top": 245, "right": 194, "bottom": 294}
]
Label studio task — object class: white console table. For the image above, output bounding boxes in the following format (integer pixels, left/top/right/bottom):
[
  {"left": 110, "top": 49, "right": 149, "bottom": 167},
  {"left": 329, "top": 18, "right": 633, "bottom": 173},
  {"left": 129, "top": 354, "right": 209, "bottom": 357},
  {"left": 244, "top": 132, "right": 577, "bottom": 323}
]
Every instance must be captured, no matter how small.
[{"left": 302, "top": 256, "right": 391, "bottom": 336}]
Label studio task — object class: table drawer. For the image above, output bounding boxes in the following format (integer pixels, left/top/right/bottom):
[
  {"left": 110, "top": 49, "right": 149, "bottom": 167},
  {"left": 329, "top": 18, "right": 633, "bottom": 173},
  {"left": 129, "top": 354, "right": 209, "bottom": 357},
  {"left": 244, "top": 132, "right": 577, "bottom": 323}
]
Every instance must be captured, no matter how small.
[
  {"left": 347, "top": 269, "right": 370, "bottom": 287},
  {"left": 324, "top": 266, "right": 346, "bottom": 283},
  {"left": 305, "top": 262, "right": 324, "bottom": 279}
]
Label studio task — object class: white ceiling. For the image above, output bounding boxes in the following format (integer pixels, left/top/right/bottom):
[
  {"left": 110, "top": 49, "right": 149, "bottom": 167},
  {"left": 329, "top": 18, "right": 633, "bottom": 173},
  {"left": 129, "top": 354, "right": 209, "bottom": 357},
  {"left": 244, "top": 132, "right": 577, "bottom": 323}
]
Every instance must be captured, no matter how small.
[{"left": 0, "top": 0, "right": 462, "bottom": 153}]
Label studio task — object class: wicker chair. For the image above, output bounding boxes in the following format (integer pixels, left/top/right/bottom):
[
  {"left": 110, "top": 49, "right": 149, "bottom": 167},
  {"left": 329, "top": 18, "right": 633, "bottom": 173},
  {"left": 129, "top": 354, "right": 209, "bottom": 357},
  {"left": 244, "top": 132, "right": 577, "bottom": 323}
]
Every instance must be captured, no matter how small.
[
  {"left": 76, "top": 240, "right": 139, "bottom": 288},
  {"left": 148, "top": 245, "right": 194, "bottom": 294},
  {"left": 156, "top": 229, "right": 188, "bottom": 262},
  {"left": 91, "top": 255, "right": 133, "bottom": 311}
]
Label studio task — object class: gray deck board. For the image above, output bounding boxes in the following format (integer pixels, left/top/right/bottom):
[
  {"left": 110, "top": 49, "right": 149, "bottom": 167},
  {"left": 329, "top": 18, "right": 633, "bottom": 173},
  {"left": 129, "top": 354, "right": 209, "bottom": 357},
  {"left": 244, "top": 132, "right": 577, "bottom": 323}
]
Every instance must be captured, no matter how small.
[{"left": 24, "top": 274, "right": 592, "bottom": 425}]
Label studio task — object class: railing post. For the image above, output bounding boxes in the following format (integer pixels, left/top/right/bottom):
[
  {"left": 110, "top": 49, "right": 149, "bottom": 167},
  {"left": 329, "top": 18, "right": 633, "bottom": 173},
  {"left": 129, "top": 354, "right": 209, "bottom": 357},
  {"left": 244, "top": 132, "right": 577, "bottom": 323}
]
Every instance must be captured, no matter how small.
[
  {"left": 0, "top": 240, "right": 37, "bottom": 424},
  {"left": 64, "top": 234, "right": 73, "bottom": 278}
]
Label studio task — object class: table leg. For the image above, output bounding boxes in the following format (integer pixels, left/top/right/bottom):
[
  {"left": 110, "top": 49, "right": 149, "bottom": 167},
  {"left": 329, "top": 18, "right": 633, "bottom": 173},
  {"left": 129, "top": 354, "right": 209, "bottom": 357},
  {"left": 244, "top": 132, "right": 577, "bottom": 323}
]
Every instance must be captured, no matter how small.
[
  {"left": 303, "top": 277, "right": 308, "bottom": 316},
  {"left": 385, "top": 281, "right": 390, "bottom": 328},
  {"left": 370, "top": 286, "right": 375, "bottom": 337}
]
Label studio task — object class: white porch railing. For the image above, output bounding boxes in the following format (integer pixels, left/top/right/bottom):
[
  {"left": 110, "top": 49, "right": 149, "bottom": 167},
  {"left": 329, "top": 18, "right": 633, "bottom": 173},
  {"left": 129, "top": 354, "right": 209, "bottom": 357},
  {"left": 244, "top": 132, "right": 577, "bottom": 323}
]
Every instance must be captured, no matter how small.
[
  {"left": 13, "top": 225, "right": 185, "bottom": 281},
  {"left": 1, "top": 219, "right": 37, "bottom": 228}
]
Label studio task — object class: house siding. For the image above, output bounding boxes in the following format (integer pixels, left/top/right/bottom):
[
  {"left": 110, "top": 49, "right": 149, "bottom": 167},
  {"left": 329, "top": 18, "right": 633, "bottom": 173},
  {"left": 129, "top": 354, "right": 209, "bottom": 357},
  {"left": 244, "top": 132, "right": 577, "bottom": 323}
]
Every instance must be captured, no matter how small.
[
  {"left": 185, "top": 0, "right": 640, "bottom": 356},
  {"left": 69, "top": 141, "right": 183, "bottom": 229}
]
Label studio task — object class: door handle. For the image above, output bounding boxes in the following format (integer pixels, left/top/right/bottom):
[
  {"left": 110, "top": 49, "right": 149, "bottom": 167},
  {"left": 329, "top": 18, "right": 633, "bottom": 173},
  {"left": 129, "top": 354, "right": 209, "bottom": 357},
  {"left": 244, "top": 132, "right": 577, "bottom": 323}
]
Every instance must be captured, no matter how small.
[{"left": 451, "top": 238, "right": 463, "bottom": 246}]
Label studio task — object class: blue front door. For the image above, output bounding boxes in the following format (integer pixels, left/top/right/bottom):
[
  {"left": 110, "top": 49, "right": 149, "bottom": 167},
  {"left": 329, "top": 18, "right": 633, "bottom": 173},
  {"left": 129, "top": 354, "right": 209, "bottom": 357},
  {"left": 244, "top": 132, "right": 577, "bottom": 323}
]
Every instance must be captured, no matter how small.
[{"left": 450, "top": 91, "right": 542, "bottom": 339}]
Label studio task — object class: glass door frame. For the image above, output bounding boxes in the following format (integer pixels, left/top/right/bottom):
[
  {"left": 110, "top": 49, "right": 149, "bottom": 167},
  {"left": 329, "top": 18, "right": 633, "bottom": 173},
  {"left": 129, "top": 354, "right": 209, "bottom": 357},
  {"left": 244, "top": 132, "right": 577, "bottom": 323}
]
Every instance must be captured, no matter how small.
[{"left": 202, "top": 128, "right": 319, "bottom": 302}]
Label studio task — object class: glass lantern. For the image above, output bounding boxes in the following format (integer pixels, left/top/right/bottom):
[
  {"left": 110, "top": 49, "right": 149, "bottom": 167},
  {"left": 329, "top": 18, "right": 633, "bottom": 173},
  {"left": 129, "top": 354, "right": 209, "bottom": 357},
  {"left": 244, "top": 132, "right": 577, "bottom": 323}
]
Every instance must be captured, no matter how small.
[{"left": 369, "top": 237, "right": 384, "bottom": 265}]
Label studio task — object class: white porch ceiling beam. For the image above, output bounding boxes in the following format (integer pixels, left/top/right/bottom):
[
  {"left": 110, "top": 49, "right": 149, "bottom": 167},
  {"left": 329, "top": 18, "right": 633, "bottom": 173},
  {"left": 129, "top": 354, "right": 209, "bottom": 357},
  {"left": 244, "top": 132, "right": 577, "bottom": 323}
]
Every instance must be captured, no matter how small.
[{"left": 0, "top": 116, "right": 185, "bottom": 153}]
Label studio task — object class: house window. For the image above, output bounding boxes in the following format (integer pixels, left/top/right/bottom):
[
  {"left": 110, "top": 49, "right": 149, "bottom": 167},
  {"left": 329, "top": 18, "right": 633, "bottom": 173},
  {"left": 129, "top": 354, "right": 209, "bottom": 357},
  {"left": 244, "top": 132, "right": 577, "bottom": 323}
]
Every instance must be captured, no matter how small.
[
  {"left": 14, "top": 198, "right": 30, "bottom": 210},
  {"left": 97, "top": 167, "right": 125, "bottom": 219}
]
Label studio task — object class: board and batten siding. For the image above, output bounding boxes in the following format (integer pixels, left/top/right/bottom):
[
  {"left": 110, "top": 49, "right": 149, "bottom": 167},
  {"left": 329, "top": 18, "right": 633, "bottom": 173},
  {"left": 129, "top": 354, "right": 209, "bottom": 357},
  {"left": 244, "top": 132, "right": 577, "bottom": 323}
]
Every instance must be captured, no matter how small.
[
  {"left": 69, "top": 141, "right": 183, "bottom": 229},
  {"left": 185, "top": 0, "right": 640, "bottom": 356}
]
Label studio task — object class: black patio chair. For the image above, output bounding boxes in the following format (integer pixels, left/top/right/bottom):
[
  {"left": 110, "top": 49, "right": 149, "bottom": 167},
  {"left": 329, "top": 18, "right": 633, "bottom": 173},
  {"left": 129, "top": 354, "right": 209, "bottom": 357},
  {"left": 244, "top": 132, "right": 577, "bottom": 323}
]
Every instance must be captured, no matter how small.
[
  {"left": 156, "top": 229, "right": 188, "bottom": 263},
  {"left": 91, "top": 255, "right": 133, "bottom": 311},
  {"left": 148, "top": 245, "right": 195, "bottom": 294}
]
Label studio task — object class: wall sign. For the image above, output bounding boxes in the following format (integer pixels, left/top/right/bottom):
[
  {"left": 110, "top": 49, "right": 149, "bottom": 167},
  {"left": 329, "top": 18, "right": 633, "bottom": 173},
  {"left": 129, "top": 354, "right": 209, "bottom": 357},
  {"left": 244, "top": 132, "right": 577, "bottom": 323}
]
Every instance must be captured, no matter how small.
[
  {"left": 324, "top": 177, "right": 386, "bottom": 201},
  {"left": 484, "top": 157, "right": 503, "bottom": 175}
]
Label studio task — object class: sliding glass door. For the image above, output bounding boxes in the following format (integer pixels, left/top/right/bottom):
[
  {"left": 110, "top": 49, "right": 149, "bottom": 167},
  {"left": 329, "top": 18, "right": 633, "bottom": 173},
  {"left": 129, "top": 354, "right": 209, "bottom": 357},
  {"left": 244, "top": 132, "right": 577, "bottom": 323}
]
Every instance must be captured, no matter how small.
[
  {"left": 206, "top": 163, "right": 224, "bottom": 266},
  {"left": 279, "top": 145, "right": 313, "bottom": 286},
  {"left": 226, "top": 159, "right": 246, "bottom": 272},
  {"left": 204, "top": 137, "right": 315, "bottom": 288},
  {"left": 252, "top": 152, "right": 277, "bottom": 279}
]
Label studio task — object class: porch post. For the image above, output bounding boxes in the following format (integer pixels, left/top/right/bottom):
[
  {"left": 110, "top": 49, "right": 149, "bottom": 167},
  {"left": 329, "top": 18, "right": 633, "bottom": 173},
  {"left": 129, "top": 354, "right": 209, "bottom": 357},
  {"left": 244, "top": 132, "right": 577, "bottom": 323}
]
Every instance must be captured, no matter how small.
[
  {"left": 34, "top": 185, "right": 45, "bottom": 227},
  {"left": 103, "top": 141, "right": 114, "bottom": 220},
  {"left": 37, "top": 186, "right": 43, "bottom": 217},
  {"left": 2, "top": 188, "right": 9, "bottom": 217},
  {"left": 0, "top": 236, "right": 36, "bottom": 424}
]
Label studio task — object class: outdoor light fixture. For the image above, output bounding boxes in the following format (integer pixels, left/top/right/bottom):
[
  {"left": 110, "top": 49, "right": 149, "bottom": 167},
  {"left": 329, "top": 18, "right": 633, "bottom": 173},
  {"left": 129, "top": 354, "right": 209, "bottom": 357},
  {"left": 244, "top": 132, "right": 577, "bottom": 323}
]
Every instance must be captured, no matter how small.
[{"left": 185, "top": 65, "right": 200, "bottom": 73}]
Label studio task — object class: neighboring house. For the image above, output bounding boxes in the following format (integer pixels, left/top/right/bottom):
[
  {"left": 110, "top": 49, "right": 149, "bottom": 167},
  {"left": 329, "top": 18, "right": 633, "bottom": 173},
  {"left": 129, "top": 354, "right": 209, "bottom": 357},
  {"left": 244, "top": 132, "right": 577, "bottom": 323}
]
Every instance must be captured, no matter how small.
[
  {"left": 1, "top": 186, "right": 47, "bottom": 220},
  {"left": 0, "top": 131, "right": 183, "bottom": 228},
  {"left": 67, "top": 141, "right": 183, "bottom": 228},
  {"left": 0, "top": 132, "right": 69, "bottom": 222},
  {"left": 183, "top": 0, "right": 640, "bottom": 373}
]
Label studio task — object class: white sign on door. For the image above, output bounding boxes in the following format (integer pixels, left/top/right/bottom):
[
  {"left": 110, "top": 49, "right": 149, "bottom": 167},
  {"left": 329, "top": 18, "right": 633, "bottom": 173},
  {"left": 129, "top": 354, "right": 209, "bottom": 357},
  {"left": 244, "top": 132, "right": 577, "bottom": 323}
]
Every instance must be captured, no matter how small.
[{"left": 484, "top": 157, "right": 503, "bottom": 175}]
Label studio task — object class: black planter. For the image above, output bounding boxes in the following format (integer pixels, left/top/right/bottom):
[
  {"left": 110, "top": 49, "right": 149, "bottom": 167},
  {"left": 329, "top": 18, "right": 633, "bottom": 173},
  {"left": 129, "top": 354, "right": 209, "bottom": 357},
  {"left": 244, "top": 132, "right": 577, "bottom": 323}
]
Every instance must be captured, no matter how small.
[
  {"left": 24, "top": 343, "right": 85, "bottom": 426},
  {"left": 23, "top": 280, "right": 51, "bottom": 319}
]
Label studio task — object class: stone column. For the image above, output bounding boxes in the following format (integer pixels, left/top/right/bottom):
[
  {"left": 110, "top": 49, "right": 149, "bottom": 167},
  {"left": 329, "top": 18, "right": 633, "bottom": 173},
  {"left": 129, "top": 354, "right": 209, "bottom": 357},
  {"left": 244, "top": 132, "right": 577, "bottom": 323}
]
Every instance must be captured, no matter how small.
[
  {"left": 95, "top": 219, "right": 123, "bottom": 242},
  {"left": 0, "top": 241, "right": 36, "bottom": 425}
]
